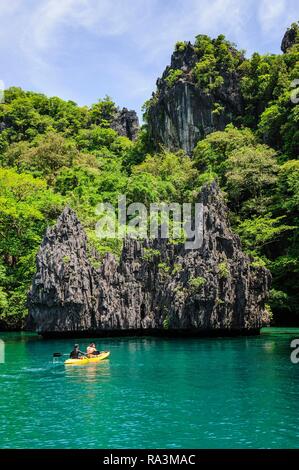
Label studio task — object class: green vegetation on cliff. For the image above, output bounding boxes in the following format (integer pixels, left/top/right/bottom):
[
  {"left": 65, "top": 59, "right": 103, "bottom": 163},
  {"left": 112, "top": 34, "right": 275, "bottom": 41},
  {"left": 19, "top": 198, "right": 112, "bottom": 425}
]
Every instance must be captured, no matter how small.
[{"left": 0, "top": 23, "right": 298, "bottom": 327}]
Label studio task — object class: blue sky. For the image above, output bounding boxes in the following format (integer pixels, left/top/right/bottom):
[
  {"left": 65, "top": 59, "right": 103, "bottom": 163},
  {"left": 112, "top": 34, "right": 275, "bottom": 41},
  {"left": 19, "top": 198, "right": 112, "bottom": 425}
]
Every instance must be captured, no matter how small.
[{"left": 0, "top": 0, "right": 298, "bottom": 119}]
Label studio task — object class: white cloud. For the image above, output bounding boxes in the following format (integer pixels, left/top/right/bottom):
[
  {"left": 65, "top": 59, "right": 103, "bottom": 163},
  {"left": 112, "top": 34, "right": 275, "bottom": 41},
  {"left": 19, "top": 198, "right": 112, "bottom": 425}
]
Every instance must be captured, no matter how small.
[
  {"left": 0, "top": 0, "right": 153, "bottom": 102},
  {"left": 0, "top": 0, "right": 22, "bottom": 41},
  {"left": 258, "top": 0, "right": 286, "bottom": 33},
  {"left": 0, "top": 0, "right": 297, "bottom": 111},
  {"left": 131, "top": 0, "right": 260, "bottom": 67},
  {"left": 0, "top": 0, "right": 21, "bottom": 16},
  {"left": 21, "top": 0, "right": 151, "bottom": 52},
  {"left": 14, "top": 0, "right": 253, "bottom": 63}
]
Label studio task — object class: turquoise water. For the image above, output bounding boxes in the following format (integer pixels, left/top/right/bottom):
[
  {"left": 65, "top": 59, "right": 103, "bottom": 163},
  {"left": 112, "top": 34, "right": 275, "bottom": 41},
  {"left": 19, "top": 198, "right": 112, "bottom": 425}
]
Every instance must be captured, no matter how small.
[{"left": 0, "top": 329, "right": 299, "bottom": 449}]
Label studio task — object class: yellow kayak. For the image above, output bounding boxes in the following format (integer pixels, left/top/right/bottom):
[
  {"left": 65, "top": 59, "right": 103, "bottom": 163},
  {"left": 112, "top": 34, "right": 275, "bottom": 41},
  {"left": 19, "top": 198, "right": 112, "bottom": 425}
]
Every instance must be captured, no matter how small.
[
  {"left": 64, "top": 351, "right": 110, "bottom": 365},
  {"left": 87, "top": 351, "right": 110, "bottom": 362}
]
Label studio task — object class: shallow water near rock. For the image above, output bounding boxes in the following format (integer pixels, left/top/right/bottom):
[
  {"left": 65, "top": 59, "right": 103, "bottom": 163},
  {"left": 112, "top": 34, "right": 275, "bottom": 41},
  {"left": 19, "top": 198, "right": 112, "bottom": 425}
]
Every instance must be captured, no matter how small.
[{"left": 0, "top": 328, "right": 299, "bottom": 449}]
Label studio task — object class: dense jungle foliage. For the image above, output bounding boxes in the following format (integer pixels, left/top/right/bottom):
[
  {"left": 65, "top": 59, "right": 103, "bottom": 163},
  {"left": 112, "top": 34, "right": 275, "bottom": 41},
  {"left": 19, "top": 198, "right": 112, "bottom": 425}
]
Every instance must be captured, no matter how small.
[{"left": 0, "top": 23, "right": 298, "bottom": 328}]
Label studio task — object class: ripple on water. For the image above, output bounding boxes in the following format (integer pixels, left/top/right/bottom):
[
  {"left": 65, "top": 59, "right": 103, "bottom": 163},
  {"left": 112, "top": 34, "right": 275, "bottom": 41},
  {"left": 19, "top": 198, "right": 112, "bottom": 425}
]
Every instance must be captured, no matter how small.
[{"left": 1, "top": 331, "right": 299, "bottom": 448}]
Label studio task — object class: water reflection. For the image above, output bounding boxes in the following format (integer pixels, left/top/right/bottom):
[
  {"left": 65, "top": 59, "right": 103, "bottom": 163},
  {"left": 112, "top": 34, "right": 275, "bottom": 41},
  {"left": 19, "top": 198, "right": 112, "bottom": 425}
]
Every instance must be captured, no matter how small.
[
  {"left": 263, "top": 341, "right": 276, "bottom": 352},
  {"left": 1, "top": 330, "right": 299, "bottom": 448},
  {"left": 64, "top": 360, "right": 111, "bottom": 384}
]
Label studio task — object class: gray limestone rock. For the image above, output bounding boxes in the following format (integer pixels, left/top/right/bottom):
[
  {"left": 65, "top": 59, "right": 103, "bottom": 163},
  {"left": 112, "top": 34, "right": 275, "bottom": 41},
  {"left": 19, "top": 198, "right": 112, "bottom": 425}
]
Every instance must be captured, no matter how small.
[
  {"left": 111, "top": 107, "right": 139, "bottom": 140},
  {"left": 27, "top": 207, "right": 100, "bottom": 332},
  {"left": 281, "top": 22, "right": 299, "bottom": 53},
  {"left": 147, "top": 43, "right": 243, "bottom": 154},
  {"left": 28, "top": 184, "right": 271, "bottom": 336}
]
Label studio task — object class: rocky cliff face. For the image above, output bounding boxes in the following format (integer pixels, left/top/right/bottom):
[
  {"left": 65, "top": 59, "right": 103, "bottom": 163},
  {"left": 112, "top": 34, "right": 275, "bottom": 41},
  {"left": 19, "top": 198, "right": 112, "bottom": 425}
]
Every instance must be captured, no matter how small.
[
  {"left": 111, "top": 107, "right": 139, "bottom": 140},
  {"left": 27, "top": 207, "right": 100, "bottom": 332},
  {"left": 281, "top": 22, "right": 299, "bottom": 53},
  {"left": 146, "top": 41, "right": 243, "bottom": 154},
  {"left": 28, "top": 183, "right": 271, "bottom": 336}
]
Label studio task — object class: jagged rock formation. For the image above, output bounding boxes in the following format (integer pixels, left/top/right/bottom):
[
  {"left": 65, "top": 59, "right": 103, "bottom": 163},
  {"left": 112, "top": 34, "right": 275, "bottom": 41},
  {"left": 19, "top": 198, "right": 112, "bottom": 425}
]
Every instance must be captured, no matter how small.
[
  {"left": 111, "top": 107, "right": 139, "bottom": 140},
  {"left": 27, "top": 207, "right": 100, "bottom": 332},
  {"left": 28, "top": 183, "right": 271, "bottom": 336},
  {"left": 146, "top": 41, "right": 243, "bottom": 154},
  {"left": 281, "top": 22, "right": 299, "bottom": 53}
]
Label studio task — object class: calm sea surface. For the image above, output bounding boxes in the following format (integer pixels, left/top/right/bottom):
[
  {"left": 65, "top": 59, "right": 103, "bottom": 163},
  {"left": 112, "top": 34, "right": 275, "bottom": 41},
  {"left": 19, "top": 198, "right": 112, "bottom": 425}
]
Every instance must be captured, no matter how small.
[{"left": 0, "top": 328, "right": 298, "bottom": 448}]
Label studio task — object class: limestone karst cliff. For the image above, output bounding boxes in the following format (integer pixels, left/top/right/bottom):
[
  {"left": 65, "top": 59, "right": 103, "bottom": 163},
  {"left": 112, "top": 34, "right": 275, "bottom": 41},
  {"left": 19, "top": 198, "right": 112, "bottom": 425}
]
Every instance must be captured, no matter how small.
[
  {"left": 281, "top": 21, "right": 299, "bottom": 53},
  {"left": 28, "top": 183, "right": 271, "bottom": 336},
  {"left": 146, "top": 39, "right": 244, "bottom": 154},
  {"left": 111, "top": 107, "right": 139, "bottom": 140}
]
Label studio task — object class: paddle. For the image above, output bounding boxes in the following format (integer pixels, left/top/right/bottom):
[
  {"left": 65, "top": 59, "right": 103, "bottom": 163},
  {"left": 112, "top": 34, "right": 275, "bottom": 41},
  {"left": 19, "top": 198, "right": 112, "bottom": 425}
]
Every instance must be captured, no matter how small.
[{"left": 53, "top": 352, "right": 88, "bottom": 358}]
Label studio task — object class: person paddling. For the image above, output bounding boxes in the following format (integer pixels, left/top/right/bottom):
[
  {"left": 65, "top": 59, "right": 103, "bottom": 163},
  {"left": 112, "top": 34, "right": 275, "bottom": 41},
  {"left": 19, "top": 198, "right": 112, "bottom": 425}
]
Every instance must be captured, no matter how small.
[
  {"left": 69, "top": 344, "right": 86, "bottom": 359},
  {"left": 86, "top": 342, "right": 100, "bottom": 357}
]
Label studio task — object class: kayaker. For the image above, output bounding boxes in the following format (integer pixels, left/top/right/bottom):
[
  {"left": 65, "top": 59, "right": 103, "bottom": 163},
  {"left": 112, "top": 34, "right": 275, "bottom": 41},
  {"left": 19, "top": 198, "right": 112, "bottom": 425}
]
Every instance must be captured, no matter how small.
[
  {"left": 69, "top": 344, "right": 86, "bottom": 359},
  {"left": 86, "top": 342, "right": 100, "bottom": 357}
]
